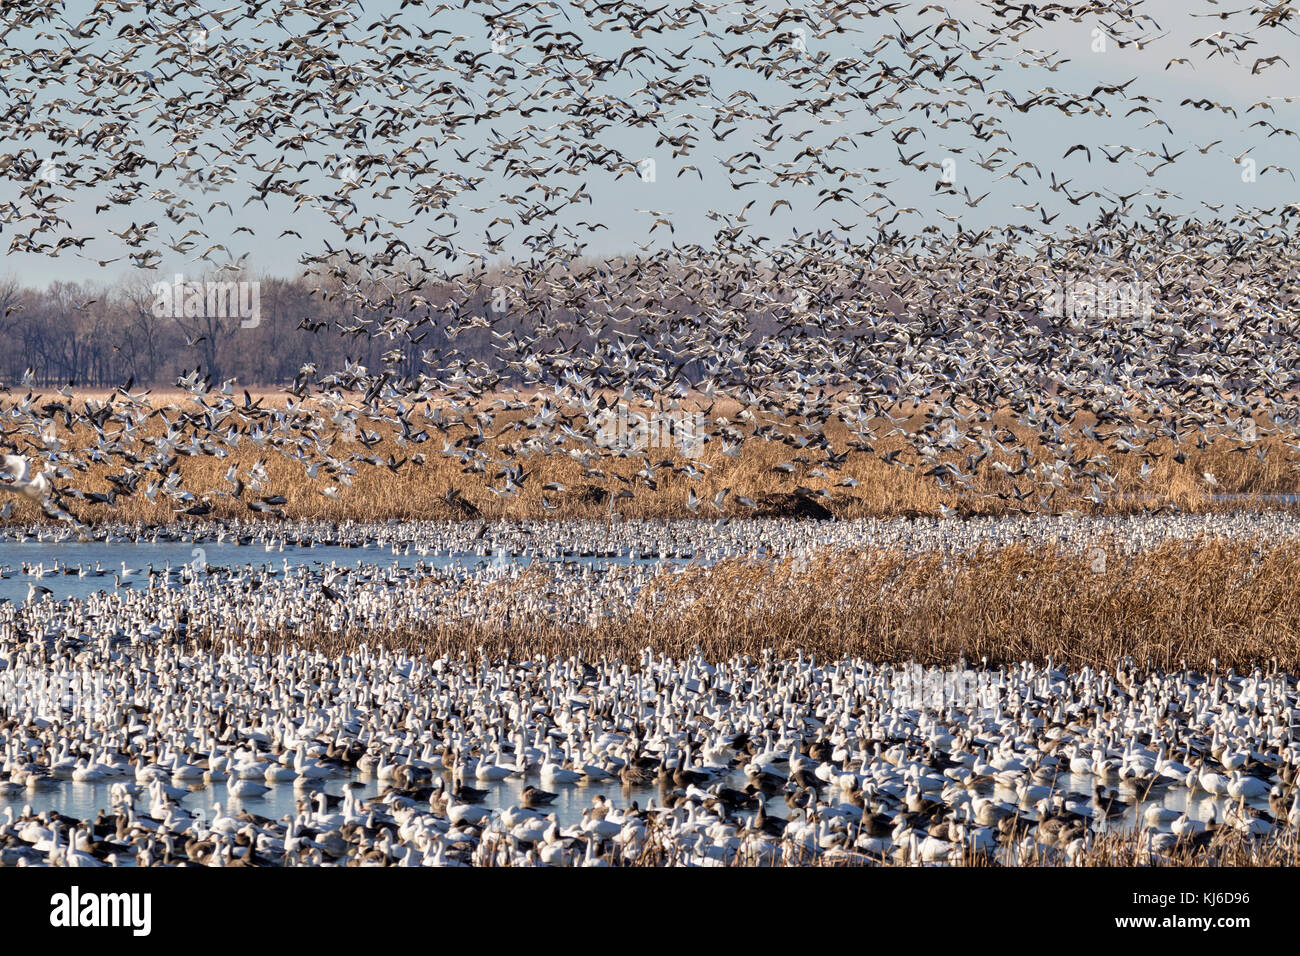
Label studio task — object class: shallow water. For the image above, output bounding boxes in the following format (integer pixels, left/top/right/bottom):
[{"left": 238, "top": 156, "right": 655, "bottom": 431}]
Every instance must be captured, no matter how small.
[
  {"left": 0, "top": 761, "right": 1255, "bottom": 848},
  {"left": 0, "top": 539, "right": 694, "bottom": 604},
  {"left": 0, "top": 522, "right": 1287, "bottom": 864}
]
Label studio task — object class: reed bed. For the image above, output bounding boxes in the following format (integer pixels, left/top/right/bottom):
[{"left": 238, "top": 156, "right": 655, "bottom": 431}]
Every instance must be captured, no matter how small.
[
  {"left": 192, "top": 539, "right": 1300, "bottom": 674},
  {"left": 5, "top": 391, "right": 1300, "bottom": 524}
]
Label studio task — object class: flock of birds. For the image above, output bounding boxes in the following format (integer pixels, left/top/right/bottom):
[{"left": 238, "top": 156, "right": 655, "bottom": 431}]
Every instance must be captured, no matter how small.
[
  {"left": 7, "top": 508, "right": 1300, "bottom": 567},
  {"left": 0, "top": 510, "right": 1293, "bottom": 866},
  {"left": 4, "top": 507, "right": 1300, "bottom": 625},
  {"left": 1, "top": 638, "right": 1298, "bottom": 867},
  {"left": 0, "top": 0, "right": 1298, "bottom": 868},
  {"left": 0, "top": 1, "right": 1296, "bottom": 518}
]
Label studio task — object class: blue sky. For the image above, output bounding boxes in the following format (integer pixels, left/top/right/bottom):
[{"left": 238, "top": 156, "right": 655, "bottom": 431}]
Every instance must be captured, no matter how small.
[{"left": 1, "top": 0, "right": 1296, "bottom": 290}]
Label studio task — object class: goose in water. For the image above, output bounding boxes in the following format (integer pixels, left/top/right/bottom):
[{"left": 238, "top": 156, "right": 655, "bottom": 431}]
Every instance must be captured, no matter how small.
[
  {"left": 228, "top": 776, "right": 272, "bottom": 799},
  {"left": 1226, "top": 770, "right": 1269, "bottom": 802},
  {"left": 1171, "top": 806, "right": 1218, "bottom": 839},
  {"left": 540, "top": 745, "right": 583, "bottom": 785},
  {"left": 521, "top": 785, "right": 559, "bottom": 808},
  {"left": 0, "top": 535, "right": 1296, "bottom": 869},
  {"left": 292, "top": 745, "right": 334, "bottom": 782},
  {"left": 473, "top": 746, "right": 517, "bottom": 782},
  {"left": 71, "top": 757, "right": 110, "bottom": 783}
]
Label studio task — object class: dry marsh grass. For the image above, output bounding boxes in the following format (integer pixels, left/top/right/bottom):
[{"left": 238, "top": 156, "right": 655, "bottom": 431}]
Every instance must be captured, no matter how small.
[
  {"left": 470, "top": 820, "right": 1300, "bottom": 866},
  {"left": 4, "top": 389, "right": 1300, "bottom": 525},
  {"left": 194, "top": 539, "right": 1300, "bottom": 674}
]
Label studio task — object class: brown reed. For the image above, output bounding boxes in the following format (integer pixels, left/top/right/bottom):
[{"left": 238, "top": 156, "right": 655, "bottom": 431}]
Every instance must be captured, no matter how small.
[
  {"left": 4, "top": 391, "right": 1300, "bottom": 525},
  {"left": 188, "top": 539, "right": 1300, "bottom": 674}
]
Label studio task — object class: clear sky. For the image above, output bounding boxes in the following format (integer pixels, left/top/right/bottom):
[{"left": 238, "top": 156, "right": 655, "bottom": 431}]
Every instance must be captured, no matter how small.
[{"left": 1, "top": 0, "right": 1296, "bottom": 290}]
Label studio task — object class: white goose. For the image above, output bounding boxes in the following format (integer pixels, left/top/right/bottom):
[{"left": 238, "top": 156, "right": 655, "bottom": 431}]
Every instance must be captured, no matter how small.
[
  {"left": 292, "top": 744, "right": 333, "bottom": 782},
  {"left": 0, "top": 454, "right": 52, "bottom": 502}
]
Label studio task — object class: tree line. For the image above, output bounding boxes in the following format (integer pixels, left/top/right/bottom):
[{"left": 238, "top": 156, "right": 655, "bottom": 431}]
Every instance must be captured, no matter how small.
[{"left": 0, "top": 270, "right": 522, "bottom": 390}]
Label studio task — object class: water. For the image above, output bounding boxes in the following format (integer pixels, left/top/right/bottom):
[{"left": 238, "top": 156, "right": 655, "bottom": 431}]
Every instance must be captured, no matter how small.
[
  {"left": 1, "top": 769, "right": 637, "bottom": 831},
  {"left": 0, "top": 761, "right": 1251, "bottom": 844},
  {"left": 0, "top": 539, "right": 696, "bottom": 604},
  {"left": 0, "top": 530, "right": 1281, "bottom": 859}
]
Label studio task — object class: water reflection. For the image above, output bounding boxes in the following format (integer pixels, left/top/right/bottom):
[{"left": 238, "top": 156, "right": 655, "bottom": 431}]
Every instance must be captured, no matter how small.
[
  {"left": 0, "top": 764, "right": 1249, "bottom": 848},
  {"left": 0, "top": 539, "right": 692, "bottom": 604}
]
